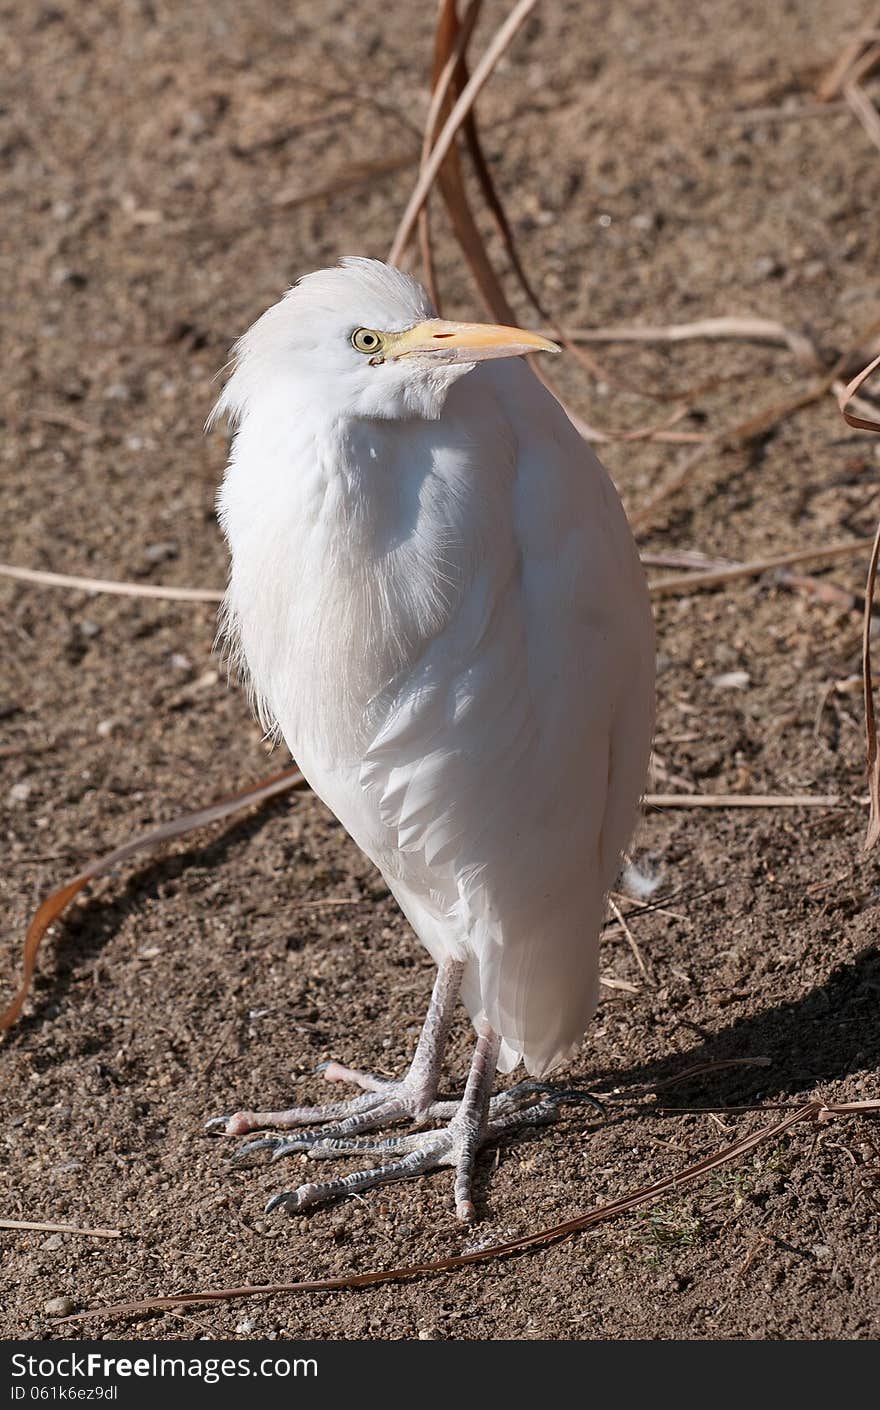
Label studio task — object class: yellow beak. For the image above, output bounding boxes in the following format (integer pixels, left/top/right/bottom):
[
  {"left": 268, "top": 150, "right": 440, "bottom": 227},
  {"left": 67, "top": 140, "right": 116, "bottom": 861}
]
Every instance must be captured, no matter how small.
[{"left": 384, "top": 318, "right": 559, "bottom": 364}]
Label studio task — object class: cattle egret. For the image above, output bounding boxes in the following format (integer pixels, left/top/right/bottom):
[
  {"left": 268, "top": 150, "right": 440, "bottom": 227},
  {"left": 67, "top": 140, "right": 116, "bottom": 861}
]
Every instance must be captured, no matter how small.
[{"left": 209, "top": 258, "right": 654, "bottom": 1220}]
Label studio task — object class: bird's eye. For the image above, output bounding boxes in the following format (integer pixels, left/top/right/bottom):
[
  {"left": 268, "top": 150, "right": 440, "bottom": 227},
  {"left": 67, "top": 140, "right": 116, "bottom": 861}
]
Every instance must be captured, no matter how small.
[{"left": 351, "top": 328, "right": 384, "bottom": 354}]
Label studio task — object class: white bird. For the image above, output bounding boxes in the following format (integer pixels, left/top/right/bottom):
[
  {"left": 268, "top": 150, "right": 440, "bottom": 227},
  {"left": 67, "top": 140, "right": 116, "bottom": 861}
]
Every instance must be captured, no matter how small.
[{"left": 209, "top": 258, "right": 654, "bottom": 1220}]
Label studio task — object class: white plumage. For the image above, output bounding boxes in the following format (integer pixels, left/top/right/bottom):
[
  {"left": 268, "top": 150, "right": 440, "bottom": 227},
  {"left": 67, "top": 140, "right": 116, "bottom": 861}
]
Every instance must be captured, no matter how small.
[{"left": 211, "top": 257, "right": 654, "bottom": 1218}]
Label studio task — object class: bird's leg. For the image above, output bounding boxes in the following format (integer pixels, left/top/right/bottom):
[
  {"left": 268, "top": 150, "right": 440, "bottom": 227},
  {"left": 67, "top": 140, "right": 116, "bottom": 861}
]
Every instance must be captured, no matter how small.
[
  {"left": 261, "top": 1020, "right": 599, "bottom": 1223},
  {"left": 317, "top": 953, "right": 464, "bottom": 1109},
  {"left": 450, "top": 1021, "right": 500, "bottom": 1219},
  {"left": 207, "top": 958, "right": 464, "bottom": 1141}
]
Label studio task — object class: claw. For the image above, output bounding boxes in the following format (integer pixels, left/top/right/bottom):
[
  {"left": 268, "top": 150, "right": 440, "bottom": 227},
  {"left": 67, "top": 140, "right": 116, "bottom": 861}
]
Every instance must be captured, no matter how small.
[
  {"left": 500, "top": 1080, "right": 605, "bottom": 1118},
  {"left": 560, "top": 1089, "right": 607, "bottom": 1118},
  {"left": 264, "top": 1190, "right": 301, "bottom": 1215},
  {"left": 269, "top": 1137, "right": 312, "bottom": 1162},
  {"left": 231, "top": 1135, "right": 282, "bottom": 1161},
  {"left": 205, "top": 1115, "right": 233, "bottom": 1132}
]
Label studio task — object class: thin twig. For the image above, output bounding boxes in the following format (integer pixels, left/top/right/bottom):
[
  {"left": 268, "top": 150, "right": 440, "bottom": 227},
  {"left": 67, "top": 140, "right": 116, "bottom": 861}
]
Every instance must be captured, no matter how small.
[
  {"left": 836, "top": 351, "right": 880, "bottom": 849},
  {"left": 648, "top": 538, "right": 876, "bottom": 596},
  {"left": 0, "top": 768, "right": 306, "bottom": 1033},
  {"left": 726, "top": 100, "right": 850, "bottom": 124},
  {"left": 844, "top": 78, "right": 880, "bottom": 152},
  {"left": 607, "top": 896, "right": 650, "bottom": 982},
  {"left": 847, "top": 38, "right": 880, "bottom": 86},
  {"left": 0, "top": 1219, "right": 121, "bottom": 1239},
  {"left": 631, "top": 314, "right": 880, "bottom": 532},
  {"left": 416, "top": 0, "right": 484, "bottom": 306},
  {"left": 862, "top": 521, "right": 880, "bottom": 851},
  {"left": 601, "top": 881, "right": 728, "bottom": 931},
  {"left": 293, "top": 897, "right": 367, "bottom": 910},
  {"left": 0, "top": 564, "right": 224, "bottom": 603},
  {"left": 12, "top": 538, "right": 866, "bottom": 608},
  {"left": 816, "top": 9, "right": 880, "bottom": 100},
  {"left": 561, "top": 316, "right": 821, "bottom": 370},
  {"left": 640, "top": 550, "right": 736, "bottom": 572},
  {"left": 387, "top": 0, "right": 538, "bottom": 265},
  {"left": 271, "top": 152, "right": 418, "bottom": 210},
  {"left": 647, "top": 1057, "right": 772, "bottom": 1092},
  {"left": 838, "top": 348, "right": 880, "bottom": 433},
  {"left": 599, "top": 974, "right": 640, "bottom": 993},
  {"left": 644, "top": 793, "right": 840, "bottom": 809}
]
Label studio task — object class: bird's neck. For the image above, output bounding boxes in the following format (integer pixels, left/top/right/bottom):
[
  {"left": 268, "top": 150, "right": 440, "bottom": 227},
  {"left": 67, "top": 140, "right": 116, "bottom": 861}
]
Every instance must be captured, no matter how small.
[{"left": 219, "top": 387, "right": 510, "bottom": 758}]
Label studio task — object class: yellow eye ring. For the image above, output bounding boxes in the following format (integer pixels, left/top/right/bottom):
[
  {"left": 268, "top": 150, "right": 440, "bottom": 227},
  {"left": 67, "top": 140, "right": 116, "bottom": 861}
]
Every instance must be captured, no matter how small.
[{"left": 351, "top": 327, "right": 384, "bottom": 354}]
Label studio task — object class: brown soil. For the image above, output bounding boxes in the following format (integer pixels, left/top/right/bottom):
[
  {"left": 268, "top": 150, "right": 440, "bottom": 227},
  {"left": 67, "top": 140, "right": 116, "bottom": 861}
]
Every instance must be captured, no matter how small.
[{"left": 2, "top": 0, "right": 879, "bottom": 1342}]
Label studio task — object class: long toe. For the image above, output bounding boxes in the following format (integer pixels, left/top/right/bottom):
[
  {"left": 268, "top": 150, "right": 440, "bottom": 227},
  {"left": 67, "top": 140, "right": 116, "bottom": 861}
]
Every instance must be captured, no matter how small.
[
  {"left": 207, "top": 1086, "right": 399, "bottom": 1138},
  {"left": 266, "top": 1136, "right": 454, "bottom": 1215},
  {"left": 488, "top": 1081, "right": 607, "bottom": 1121},
  {"left": 315, "top": 1059, "right": 393, "bottom": 1093}
]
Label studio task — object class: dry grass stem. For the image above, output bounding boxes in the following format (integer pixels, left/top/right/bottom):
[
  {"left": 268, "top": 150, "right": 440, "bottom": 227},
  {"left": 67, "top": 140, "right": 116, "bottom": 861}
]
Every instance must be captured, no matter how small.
[
  {"left": 844, "top": 78, "right": 880, "bottom": 152},
  {"left": 644, "top": 794, "right": 840, "bottom": 809},
  {"left": 607, "top": 896, "right": 651, "bottom": 982},
  {"left": 387, "top": 0, "right": 538, "bottom": 266},
  {"left": 727, "top": 100, "right": 851, "bottom": 125},
  {"left": 836, "top": 351, "right": 880, "bottom": 849},
  {"left": 0, "top": 563, "right": 224, "bottom": 603},
  {"left": 0, "top": 1219, "right": 121, "bottom": 1239},
  {"left": 816, "top": 9, "right": 880, "bottom": 101},
  {"left": 648, "top": 538, "right": 876, "bottom": 596},
  {"left": 861, "top": 522, "right": 880, "bottom": 851},
  {"left": 271, "top": 152, "right": 418, "bottom": 210},
  {"left": 562, "top": 316, "right": 822, "bottom": 369}
]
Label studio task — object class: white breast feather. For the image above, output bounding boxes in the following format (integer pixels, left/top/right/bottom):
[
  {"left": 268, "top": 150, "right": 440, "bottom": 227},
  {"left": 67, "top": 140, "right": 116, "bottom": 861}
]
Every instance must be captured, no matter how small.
[{"left": 220, "top": 356, "right": 654, "bottom": 1077}]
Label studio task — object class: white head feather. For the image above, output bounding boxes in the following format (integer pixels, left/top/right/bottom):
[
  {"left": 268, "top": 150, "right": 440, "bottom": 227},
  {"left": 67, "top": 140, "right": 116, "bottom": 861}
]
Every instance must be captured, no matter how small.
[
  {"left": 211, "top": 257, "right": 475, "bottom": 428},
  {"left": 212, "top": 258, "right": 510, "bottom": 750}
]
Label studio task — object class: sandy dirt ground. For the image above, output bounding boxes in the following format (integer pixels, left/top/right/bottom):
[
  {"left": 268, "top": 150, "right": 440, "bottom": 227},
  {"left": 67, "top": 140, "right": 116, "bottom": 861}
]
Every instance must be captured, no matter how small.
[{"left": 2, "top": 0, "right": 880, "bottom": 1341}]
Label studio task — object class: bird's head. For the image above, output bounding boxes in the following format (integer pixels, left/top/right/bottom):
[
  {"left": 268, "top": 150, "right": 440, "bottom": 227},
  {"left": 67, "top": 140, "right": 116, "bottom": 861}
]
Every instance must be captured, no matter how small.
[{"left": 212, "top": 257, "right": 558, "bottom": 426}]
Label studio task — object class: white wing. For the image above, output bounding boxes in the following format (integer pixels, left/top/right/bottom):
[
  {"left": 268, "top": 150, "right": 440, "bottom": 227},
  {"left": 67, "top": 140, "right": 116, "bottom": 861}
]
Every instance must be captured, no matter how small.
[{"left": 358, "top": 360, "right": 654, "bottom": 1076}]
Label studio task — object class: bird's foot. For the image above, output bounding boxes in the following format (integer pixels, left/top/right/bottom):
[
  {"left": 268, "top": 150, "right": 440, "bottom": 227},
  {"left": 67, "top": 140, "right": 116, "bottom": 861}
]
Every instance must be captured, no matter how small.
[
  {"left": 221, "top": 1079, "right": 602, "bottom": 1222},
  {"left": 206, "top": 1055, "right": 450, "bottom": 1143}
]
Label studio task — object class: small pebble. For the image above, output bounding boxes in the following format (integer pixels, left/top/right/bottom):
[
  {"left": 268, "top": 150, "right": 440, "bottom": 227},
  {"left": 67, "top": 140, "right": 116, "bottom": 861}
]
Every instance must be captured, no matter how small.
[
  {"left": 711, "top": 669, "right": 750, "bottom": 690},
  {"left": 40, "top": 1234, "right": 64, "bottom": 1252},
  {"left": 44, "top": 1296, "right": 75, "bottom": 1317},
  {"left": 145, "top": 540, "right": 179, "bottom": 563},
  {"left": 52, "top": 1159, "right": 83, "bottom": 1175}
]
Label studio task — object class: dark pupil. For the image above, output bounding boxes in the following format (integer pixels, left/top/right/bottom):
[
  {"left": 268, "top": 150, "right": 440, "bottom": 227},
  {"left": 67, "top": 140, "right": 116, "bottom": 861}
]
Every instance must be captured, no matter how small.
[{"left": 363, "top": 334, "right": 375, "bottom": 346}]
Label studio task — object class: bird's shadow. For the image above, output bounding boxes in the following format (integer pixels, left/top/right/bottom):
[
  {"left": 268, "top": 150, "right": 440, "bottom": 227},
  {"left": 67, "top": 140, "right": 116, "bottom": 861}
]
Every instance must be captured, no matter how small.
[{"left": 585, "top": 943, "right": 880, "bottom": 1109}]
